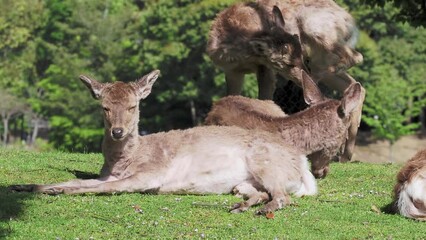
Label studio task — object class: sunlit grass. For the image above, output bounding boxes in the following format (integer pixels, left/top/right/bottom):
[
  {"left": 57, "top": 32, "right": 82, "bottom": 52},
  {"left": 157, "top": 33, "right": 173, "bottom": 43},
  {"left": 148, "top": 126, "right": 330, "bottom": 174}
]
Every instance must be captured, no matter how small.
[{"left": 1, "top": 148, "right": 425, "bottom": 239}]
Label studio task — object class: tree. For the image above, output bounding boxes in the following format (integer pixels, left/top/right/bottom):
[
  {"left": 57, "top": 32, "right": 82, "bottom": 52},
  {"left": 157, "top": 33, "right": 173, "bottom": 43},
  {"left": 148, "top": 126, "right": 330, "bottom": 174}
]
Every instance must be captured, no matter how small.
[
  {"left": 364, "top": 0, "right": 426, "bottom": 27},
  {"left": 340, "top": 0, "right": 426, "bottom": 148},
  {"left": 0, "top": 91, "right": 27, "bottom": 145}
]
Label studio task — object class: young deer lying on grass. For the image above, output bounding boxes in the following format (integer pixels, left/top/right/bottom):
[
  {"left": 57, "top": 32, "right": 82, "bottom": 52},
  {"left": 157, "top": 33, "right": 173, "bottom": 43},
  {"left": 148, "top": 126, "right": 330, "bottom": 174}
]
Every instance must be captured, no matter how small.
[
  {"left": 205, "top": 71, "right": 363, "bottom": 179},
  {"left": 10, "top": 70, "right": 317, "bottom": 215},
  {"left": 207, "top": 0, "right": 365, "bottom": 163},
  {"left": 393, "top": 149, "right": 426, "bottom": 220}
]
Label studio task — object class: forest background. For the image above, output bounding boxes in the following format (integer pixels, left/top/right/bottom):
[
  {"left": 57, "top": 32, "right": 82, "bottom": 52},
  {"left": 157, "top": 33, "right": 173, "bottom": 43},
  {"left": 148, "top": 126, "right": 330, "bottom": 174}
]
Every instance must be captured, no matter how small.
[{"left": 0, "top": 0, "right": 425, "bottom": 152}]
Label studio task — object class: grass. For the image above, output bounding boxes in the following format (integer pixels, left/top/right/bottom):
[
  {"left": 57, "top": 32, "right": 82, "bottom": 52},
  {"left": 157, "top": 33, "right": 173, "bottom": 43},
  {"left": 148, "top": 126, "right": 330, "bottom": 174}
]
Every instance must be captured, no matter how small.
[{"left": 1, "top": 148, "right": 425, "bottom": 239}]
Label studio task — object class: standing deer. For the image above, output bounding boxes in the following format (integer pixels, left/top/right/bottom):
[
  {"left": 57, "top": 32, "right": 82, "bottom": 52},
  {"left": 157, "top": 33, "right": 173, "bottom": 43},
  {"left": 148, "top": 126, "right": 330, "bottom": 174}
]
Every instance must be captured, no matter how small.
[
  {"left": 205, "top": 71, "right": 363, "bottom": 178},
  {"left": 207, "top": 0, "right": 365, "bottom": 163},
  {"left": 393, "top": 149, "right": 426, "bottom": 220},
  {"left": 10, "top": 70, "right": 317, "bottom": 215}
]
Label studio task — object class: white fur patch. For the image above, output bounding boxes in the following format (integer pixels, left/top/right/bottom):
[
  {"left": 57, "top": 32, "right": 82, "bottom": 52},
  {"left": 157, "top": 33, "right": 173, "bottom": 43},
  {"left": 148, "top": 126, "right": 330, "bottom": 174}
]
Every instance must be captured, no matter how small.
[
  {"left": 398, "top": 174, "right": 426, "bottom": 219},
  {"left": 294, "top": 155, "right": 318, "bottom": 197},
  {"left": 159, "top": 141, "right": 250, "bottom": 194}
]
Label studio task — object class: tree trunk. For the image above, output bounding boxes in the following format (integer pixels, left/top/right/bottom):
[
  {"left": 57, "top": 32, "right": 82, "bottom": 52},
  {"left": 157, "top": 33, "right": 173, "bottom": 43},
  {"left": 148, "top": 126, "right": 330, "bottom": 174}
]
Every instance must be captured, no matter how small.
[
  {"left": 421, "top": 107, "right": 426, "bottom": 136},
  {"left": 190, "top": 100, "right": 197, "bottom": 126},
  {"left": 31, "top": 118, "right": 40, "bottom": 145},
  {"left": 3, "top": 118, "right": 9, "bottom": 145}
]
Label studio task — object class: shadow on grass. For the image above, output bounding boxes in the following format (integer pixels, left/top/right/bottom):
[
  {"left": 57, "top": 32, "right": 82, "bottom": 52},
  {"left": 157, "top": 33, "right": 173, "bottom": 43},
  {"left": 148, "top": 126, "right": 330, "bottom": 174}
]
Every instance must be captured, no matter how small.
[
  {"left": 0, "top": 169, "right": 99, "bottom": 237},
  {"left": 381, "top": 201, "right": 398, "bottom": 215},
  {"left": 65, "top": 169, "right": 99, "bottom": 179},
  {"left": 0, "top": 186, "right": 34, "bottom": 237}
]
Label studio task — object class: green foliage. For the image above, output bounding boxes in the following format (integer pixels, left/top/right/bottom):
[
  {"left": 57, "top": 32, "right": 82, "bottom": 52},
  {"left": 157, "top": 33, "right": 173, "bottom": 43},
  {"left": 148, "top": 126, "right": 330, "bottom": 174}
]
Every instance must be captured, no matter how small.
[
  {"left": 364, "top": 0, "right": 426, "bottom": 27},
  {"left": 341, "top": 0, "right": 426, "bottom": 143},
  {"left": 362, "top": 65, "right": 424, "bottom": 144},
  {"left": 49, "top": 116, "right": 103, "bottom": 152},
  {"left": 0, "top": 0, "right": 425, "bottom": 151},
  {"left": 2, "top": 149, "right": 426, "bottom": 238}
]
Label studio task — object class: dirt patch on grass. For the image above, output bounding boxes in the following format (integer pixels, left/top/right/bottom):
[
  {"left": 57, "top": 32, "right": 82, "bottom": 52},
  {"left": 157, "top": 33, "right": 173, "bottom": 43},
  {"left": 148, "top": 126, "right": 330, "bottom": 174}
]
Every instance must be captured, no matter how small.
[{"left": 352, "top": 132, "right": 426, "bottom": 164}]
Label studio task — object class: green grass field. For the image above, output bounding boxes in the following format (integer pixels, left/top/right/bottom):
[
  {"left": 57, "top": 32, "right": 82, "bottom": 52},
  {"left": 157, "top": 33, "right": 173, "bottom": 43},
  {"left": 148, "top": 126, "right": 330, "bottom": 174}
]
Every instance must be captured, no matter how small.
[{"left": 1, "top": 148, "right": 425, "bottom": 239}]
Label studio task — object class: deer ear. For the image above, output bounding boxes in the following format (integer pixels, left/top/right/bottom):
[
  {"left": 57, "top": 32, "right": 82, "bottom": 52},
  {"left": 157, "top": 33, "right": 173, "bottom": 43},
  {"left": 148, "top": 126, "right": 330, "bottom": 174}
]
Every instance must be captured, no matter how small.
[
  {"left": 135, "top": 70, "right": 160, "bottom": 99},
  {"left": 341, "top": 82, "right": 362, "bottom": 116},
  {"left": 271, "top": 6, "right": 285, "bottom": 29},
  {"left": 301, "top": 70, "right": 324, "bottom": 105},
  {"left": 79, "top": 75, "right": 104, "bottom": 99},
  {"left": 249, "top": 40, "right": 269, "bottom": 56}
]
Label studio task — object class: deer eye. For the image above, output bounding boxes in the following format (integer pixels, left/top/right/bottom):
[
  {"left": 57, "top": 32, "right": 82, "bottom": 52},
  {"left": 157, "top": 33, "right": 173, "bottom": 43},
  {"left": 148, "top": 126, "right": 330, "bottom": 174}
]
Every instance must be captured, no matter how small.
[
  {"left": 128, "top": 106, "right": 137, "bottom": 112},
  {"left": 282, "top": 44, "right": 290, "bottom": 53},
  {"left": 103, "top": 107, "right": 110, "bottom": 112}
]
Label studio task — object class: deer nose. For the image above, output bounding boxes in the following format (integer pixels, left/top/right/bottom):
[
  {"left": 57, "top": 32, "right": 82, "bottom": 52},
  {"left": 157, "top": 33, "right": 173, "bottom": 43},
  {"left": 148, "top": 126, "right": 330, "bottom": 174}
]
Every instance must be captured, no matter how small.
[{"left": 112, "top": 128, "right": 124, "bottom": 139}]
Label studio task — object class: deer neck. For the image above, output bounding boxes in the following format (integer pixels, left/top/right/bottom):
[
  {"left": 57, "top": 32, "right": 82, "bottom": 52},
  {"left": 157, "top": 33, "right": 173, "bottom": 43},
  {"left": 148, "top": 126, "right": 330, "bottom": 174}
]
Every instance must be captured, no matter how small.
[
  {"left": 102, "top": 126, "right": 139, "bottom": 163},
  {"left": 277, "top": 102, "right": 341, "bottom": 155}
]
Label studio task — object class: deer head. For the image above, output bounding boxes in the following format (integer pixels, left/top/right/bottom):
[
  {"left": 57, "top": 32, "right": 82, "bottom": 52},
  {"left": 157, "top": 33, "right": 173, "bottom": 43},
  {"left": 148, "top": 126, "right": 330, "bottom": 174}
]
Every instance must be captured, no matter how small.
[
  {"left": 79, "top": 70, "right": 160, "bottom": 141},
  {"left": 249, "top": 6, "right": 305, "bottom": 84}
]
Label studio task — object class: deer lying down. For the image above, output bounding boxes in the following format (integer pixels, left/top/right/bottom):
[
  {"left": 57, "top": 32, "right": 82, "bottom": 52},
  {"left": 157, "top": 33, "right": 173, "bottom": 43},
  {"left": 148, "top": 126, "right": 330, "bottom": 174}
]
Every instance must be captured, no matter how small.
[
  {"left": 205, "top": 71, "right": 363, "bottom": 179},
  {"left": 207, "top": 0, "right": 365, "bottom": 164},
  {"left": 206, "top": 97, "right": 287, "bottom": 127},
  {"left": 393, "top": 149, "right": 426, "bottom": 220},
  {"left": 10, "top": 70, "right": 317, "bottom": 215}
]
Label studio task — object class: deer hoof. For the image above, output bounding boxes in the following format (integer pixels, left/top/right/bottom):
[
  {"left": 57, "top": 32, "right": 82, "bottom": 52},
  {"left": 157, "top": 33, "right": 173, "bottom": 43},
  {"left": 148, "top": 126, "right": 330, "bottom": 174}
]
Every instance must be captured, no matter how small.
[{"left": 9, "top": 184, "right": 36, "bottom": 192}]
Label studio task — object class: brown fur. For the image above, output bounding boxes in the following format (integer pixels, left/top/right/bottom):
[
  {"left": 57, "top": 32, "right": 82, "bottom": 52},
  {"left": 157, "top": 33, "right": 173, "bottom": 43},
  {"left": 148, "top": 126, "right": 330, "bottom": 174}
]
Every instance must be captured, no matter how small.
[
  {"left": 393, "top": 149, "right": 426, "bottom": 220},
  {"left": 207, "top": 0, "right": 366, "bottom": 163},
  {"left": 205, "top": 96, "right": 287, "bottom": 127},
  {"left": 9, "top": 70, "right": 317, "bottom": 215},
  {"left": 205, "top": 71, "right": 362, "bottom": 178}
]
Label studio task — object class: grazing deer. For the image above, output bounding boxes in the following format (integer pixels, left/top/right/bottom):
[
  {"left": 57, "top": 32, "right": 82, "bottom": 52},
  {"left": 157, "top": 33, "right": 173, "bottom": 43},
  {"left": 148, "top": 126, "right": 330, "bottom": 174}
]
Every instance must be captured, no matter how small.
[
  {"left": 205, "top": 71, "right": 363, "bottom": 178},
  {"left": 10, "top": 70, "right": 317, "bottom": 215},
  {"left": 207, "top": 0, "right": 365, "bottom": 163},
  {"left": 393, "top": 149, "right": 426, "bottom": 220}
]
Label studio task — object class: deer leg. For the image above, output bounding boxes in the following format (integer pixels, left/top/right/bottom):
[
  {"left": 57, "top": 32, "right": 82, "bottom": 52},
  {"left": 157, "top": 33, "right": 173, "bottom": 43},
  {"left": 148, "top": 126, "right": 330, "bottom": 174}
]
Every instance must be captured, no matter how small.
[
  {"left": 230, "top": 181, "right": 270, "bottom": 213},
  {"left": 58, "top": 173, "right": 164, "bottom": 194},
  {"left": 10, "top": 174, "right": 162, "bottom": 195},
  {"left": 225, "top": 70, "right": 245, "bottom": 96},
  {"left": 326, "top": 47, "right": 363, "bottom": 74},
  {"left": 257, "top": 65, "right": 276, "bottom": 100},
  {"left": 256, "top": 188, "right": 291, "bottom": 215},
  {"left": 337, "top": 72, "right": 365, "bottom": 162},
  {"left": 10, "top": 176, "right": 117, "bottom": 195}
]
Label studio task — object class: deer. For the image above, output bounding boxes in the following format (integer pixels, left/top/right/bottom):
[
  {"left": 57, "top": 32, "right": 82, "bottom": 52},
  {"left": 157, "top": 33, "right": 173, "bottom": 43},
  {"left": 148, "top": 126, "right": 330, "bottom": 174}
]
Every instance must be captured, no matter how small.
[
  {"left": 10, "top": 70, "right": 317, "bottom": 215},
  {"left": 205, "top": 70, "right": 363, "bottom": 179},
  {"left": 392, "top": 149, "right": 426, "bottom": 220},
  {"left": 207, "top": 0, "right": 365, "bottom": 164}
]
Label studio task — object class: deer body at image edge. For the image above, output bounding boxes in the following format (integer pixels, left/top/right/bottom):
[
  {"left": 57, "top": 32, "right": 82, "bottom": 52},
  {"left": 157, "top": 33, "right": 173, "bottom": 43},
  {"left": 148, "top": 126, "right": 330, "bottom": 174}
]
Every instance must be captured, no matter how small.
[{"left": 393, "top": 149, "right": 426, "bottom": 220}]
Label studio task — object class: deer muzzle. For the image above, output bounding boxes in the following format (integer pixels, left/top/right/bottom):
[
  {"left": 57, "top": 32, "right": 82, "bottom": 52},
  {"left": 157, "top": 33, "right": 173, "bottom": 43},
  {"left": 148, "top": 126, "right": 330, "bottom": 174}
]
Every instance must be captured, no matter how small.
[{"left": 111, "top": 127, "right": 125, "bottom": 140}]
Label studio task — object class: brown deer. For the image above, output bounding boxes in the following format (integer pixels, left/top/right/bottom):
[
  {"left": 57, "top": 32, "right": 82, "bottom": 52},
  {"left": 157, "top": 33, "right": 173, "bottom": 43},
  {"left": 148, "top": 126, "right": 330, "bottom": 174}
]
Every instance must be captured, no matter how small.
[
  {"left": 393, "top": 149, "right": 426, "bottom": 220},
  {"left": 10, "top": 70, "right": 317, "bottom": 215},
  {"left": 207, "top": 0, "right": 365, "bottom": 163},
  {"left": 205, "top": 71, "right": 363, "bottom": 179}
]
